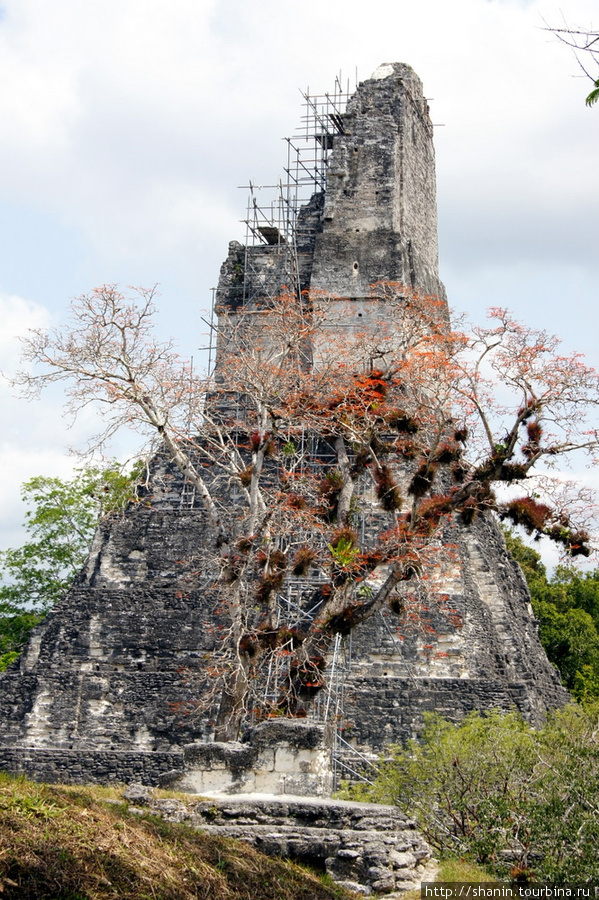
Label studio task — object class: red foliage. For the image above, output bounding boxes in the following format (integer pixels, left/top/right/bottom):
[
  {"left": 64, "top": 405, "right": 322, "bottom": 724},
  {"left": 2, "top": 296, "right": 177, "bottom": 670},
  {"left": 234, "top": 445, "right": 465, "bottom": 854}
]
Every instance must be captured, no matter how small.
[
  {"left": 374, "top": 464, "right": 403, "bottom": 511},
  {"left": 352, "top": 369, "right": 388, "bottom": 403},
  {"left": 239, "top": 633, "right": 260, "bottom": 657},
  {"left": 526, "top": 420, "right": 543, "bottom": 445},
  {"left": 296, "top": 664, "right": 325, "bottom": 691},
  {"left": 291, "top": 547, "right": 317, "bottom": 576},
  {"left": 408, "top": 461, "right": 437, "bottom": 498},
  {"left": 547, "top": 525, "right": 592, "bottom": 558},
  {"left": 329, "top": 527, "right": 358, "bottom": 549},
  {"left": 315, "top": 583, "right": 334, "bottom": 603},
  {"left": 417, "top": 494, "right": 455, "bottom": 523},
  {"left": 503, "top": 496, "right": 552, "bottom": 534},
  {"left": 517, "top": 398, "right": 540, "bottom": 421},
  {"left": 284, "top": 493, "right": 307, "bottom": 510},
  {"left": 255, "top": 570, "right": 285, "bottom": 603},
  {"left": 451, "top": 460, "right": 469, "bottom": 483},
  {"left": 433, "top": 442, "right": 462, "bottom": 464},
  {"left": 269, "top": 549, "right": 287, "bottom": 570},
  {"left": 318, "top": 471, "right": 343, "bottom": 497},
  {"left": 238, "top": 466, "right": 253, "bottom": 487},
  {"left": 249, "top": 430, "right": 272, "bottom": 452},
  {"left": 387, "top": 409, "right": 419, "bottom": 434},
  {"left": 351, "top": 447, "right": 372, "bottom": 475},
  {"left": 567, "top": 535, "right": 592, "bottom": 558},
  {"left": 358, "top": 549, "right": 383, "bottom": 570}
]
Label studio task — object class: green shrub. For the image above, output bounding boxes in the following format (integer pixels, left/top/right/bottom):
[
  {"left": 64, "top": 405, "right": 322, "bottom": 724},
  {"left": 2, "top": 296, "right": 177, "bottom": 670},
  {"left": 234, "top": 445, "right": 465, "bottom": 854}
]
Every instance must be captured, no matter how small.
[{"left": 344, "top": 704, "right": 599, "bottom": 882}]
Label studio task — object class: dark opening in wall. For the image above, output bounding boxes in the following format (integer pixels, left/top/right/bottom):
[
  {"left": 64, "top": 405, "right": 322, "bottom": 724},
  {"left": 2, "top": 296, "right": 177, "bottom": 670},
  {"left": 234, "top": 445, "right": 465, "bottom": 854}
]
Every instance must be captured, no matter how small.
[{"left": 290, "top": 852, "right": 327, "bottom": 873}]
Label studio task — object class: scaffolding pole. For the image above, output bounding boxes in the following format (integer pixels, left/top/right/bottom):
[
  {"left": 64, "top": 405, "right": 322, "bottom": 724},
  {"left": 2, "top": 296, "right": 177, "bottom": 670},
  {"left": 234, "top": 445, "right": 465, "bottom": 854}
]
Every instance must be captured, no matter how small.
[{"left": 238, "top": 76, "right": 352, "bottom": 308}]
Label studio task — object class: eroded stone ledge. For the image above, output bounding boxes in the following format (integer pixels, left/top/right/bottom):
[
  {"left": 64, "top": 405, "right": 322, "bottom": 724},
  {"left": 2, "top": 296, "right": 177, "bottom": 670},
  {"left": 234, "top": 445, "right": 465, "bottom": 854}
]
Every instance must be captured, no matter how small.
[{"left": 123, "top": 786, "right": 435, "bottom": 896}]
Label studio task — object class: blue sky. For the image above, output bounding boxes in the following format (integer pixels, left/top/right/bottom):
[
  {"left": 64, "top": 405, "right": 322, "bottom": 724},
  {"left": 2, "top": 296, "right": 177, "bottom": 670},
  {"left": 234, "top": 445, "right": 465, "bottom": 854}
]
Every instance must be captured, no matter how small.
[{"left": 0, "top": 0, "right": 598, "bottom": 555}]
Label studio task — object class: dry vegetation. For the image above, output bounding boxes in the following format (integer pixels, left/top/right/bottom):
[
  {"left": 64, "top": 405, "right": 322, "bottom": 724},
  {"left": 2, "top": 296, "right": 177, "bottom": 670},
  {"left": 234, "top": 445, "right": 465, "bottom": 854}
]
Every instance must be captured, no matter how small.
[{"left": 0, "top": 772, "right": 355, "bottom": 900}]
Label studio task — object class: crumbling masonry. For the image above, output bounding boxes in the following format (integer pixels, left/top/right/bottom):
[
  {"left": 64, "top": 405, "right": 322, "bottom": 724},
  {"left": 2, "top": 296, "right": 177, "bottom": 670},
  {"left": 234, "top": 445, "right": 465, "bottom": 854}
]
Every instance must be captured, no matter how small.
[{"left": 0, "top": 63, "right": 568, "bottom": 790}]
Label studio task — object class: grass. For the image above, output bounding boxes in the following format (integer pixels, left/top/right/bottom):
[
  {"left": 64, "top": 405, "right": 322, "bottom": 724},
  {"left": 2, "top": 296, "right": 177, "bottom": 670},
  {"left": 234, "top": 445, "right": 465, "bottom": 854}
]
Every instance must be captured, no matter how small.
[
  {"left": 399, "top": 858, "right": 496, "bottom": 900},
  {"left": 435, "top": 858, "right": 496, "bottom": 882},
  {"left": 0, "top": 773, "right": 356, "bottom": 899}
]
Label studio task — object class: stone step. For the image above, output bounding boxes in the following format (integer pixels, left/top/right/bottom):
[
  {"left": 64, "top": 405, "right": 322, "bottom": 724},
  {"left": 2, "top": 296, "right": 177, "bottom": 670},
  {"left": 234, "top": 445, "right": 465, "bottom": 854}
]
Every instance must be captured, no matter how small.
[{"left": 124, "top": 788, "right": 433, "bottom": 896}]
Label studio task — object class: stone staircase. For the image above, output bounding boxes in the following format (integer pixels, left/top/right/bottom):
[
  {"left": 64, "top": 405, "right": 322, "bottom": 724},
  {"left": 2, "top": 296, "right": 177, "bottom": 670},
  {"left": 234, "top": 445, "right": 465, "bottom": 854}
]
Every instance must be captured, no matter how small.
[{"left": 124, "top": 786, "right": 435, "bottom": 896}]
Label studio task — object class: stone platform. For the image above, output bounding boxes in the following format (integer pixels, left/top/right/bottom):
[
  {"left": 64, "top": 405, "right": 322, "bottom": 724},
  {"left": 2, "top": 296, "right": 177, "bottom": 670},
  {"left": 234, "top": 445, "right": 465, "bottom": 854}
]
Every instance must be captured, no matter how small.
[{"left": 123, "top": 786, "right": 434, "bottom": 896}]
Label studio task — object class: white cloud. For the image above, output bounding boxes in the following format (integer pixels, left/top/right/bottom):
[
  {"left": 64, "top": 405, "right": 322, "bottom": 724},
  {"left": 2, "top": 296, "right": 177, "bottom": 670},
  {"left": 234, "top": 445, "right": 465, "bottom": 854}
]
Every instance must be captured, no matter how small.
[
  {"left": 0, "top": 292, "right": 69, "bottom": 546},
  {"left": 0, "top": 0, "right": 595, "bottom": 280},
  {"left": 0, "top": 291, "right": 51, "bottom": 369}
]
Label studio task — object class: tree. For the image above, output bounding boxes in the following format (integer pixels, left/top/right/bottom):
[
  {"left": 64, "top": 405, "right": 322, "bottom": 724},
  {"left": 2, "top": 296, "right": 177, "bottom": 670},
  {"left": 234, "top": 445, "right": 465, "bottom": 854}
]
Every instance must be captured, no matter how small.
[
  {"left": 505, "top": 531, "right": 599, "bottom": 700},
  {"left": 544, "top": 22, "right": 599, "bottom": 106},
  {"left": 342, "top": 703, "right": 599, "bottom": 882},
  {"left": 0, "top": 462, "right": 142, "bottom": 670},
  {"left": 13, "top": 284, "right": 599, "bottom": 736}
]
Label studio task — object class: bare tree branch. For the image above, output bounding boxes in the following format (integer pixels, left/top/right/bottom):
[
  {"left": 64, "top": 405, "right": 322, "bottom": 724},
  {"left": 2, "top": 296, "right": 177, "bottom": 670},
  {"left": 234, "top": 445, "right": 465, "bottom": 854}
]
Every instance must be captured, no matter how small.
[{"left": 12, "top": 283, "right": 599, "bottom": 737}]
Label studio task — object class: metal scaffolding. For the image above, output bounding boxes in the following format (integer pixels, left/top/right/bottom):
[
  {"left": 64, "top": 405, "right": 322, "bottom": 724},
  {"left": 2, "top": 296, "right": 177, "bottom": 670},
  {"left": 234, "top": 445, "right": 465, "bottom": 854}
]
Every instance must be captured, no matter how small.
[
  {"left": 205, "top": 75, "right": 354, "bottom": 376},
  {"left": 240, "top": 75, "right": 353, "bottom": 305},
  {"left": 203, "top": 73, "right": 386, "bottom": 786}
]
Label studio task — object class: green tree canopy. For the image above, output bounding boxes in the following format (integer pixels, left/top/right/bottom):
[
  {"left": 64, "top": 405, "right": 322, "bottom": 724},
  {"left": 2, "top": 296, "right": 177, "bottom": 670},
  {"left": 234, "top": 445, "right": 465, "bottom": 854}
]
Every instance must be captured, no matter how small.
[
  {"left": 0, "top": 462, "right": 142, "bottom": 670},
  {"left": 504, "top": 530, "right": 599, "bottom": 700},
  {"left": 344, "top": 704, "right": 599, "bottom": 882}
]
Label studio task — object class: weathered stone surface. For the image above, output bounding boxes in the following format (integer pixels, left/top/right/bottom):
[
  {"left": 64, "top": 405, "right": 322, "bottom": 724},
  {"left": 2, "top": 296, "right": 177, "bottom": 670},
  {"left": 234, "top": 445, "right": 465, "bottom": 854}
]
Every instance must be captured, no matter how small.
[
  {"left": 126, "top": 791, "right": 433, "bottom": 895},
  {"left": 0, "top": 63, "right": 568, "bottom": 791},
  {"left": 166, "top": 721, "right": 333, "bottom": 796},
  {"left": 0, "top": 747, "right": 184, "bottom": 785},
  {"left": 122, "top": 782, "right": 154, "bottom": 804},
  {"left": 310, "top": 63, "right": 444, "bottom": 301}
]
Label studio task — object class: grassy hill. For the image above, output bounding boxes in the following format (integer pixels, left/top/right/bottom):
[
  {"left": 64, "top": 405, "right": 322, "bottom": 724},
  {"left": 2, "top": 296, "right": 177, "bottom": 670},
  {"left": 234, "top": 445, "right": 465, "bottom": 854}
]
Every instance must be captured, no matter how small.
[{"left": 0, "top": 772, "right": 355, "bottom": 900}]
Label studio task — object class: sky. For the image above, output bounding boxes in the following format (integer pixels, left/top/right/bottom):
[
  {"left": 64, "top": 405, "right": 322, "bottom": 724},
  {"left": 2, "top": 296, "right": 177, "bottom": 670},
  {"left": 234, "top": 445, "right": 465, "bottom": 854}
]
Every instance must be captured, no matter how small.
[{"left": 0, "top": 0, "right": 598, "bottom": 555}]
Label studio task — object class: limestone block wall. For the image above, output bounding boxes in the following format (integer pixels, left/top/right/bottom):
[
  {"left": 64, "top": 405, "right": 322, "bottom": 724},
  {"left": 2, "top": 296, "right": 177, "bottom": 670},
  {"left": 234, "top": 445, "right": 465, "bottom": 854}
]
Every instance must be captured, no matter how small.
[
  {"left": 339, "top": 514, "right": 568, "bottom": 752},
  {"left": 0, "top": 747, "right": 184, "bottom": 786},
  {"left": 0, "top": 450, "right": 225, "bottom": 757},
  {"left": 214, "top": 64, "right": 446, "bottom": 382},
  {"left": 168, "top": 721, "right": 333, "bottom": 797},
  {"left": 310, "top": 63, "right": 444, "bottom": 300},
  {"left": 0, "top": 583, "right": 218, "bottom": 751},
  {"left": 0, "top": 437, "right": 568, "bottom": 784}
]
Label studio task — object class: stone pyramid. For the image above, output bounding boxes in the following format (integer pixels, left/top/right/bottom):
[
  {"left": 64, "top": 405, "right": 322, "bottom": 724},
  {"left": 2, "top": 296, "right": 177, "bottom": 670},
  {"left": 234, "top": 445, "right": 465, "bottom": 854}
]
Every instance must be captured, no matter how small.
[{"left": 0, "top": 64, "right": 567, "bottom": 787}]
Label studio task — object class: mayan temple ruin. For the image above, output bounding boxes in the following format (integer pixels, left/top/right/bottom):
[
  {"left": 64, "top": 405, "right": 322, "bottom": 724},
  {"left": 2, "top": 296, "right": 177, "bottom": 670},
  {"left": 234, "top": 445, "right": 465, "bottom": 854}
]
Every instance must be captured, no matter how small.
[{"left": 0, "top": 63, "right": 568, "bottom": 796}]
